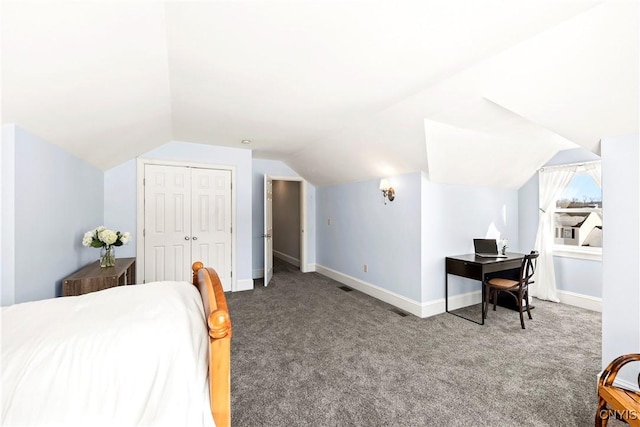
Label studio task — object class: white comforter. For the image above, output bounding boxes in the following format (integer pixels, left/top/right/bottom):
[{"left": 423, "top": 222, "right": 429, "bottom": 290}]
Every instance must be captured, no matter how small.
[{"left": 1, "top": 281, "right": 214, "bottom": 427}]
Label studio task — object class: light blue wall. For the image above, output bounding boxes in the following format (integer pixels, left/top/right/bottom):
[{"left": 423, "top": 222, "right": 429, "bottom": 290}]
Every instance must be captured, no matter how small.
[
  {"left": 104, "top": 141, "right": 254, "bottom": 284},
  {"left": 423, "top": 175, "right": 519, "bottom": 301},
  {"left": 317, "top": 172, "right": 423, "bottom": 301},
  {"left": 104, "top": 159, "right": 137, "bottom": 257},
  {"left": 1, "top": 125, "right": 16, "bottom": 306},
  {"left": 5, "top": 126, "right": 104, "bottom": 303},
  {"left": 600, "top": 134, "right": 639, "bottom": 381},
  {"left": 553, "top": 256, "right": 602, "bottom": 297},
  {"left": 315, "top": 172, "right": 518, "bottom": 304},
  {"left": 251, "top": 158, "right": 316, "bottom": 278},
  {"left": 517, "top": 147, "right": 602, "bottom": 298}
]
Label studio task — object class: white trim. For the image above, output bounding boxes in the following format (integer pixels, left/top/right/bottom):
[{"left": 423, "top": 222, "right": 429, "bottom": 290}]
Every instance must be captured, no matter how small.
[
  {"left": 420, "top": 299, "right": 444, "bottom": 318},
  {"left": 557, "top": 289, "right": 602, "bottom": 312},
  {"left": 420, "top": 291, "right": 482, "bottom": 318},
  {"left": 447, "top": 290, "right": 483, "bottom": 311},
  {"left": 315, "top": 265, "right": 485, "bottom": 318},
  {"left": 136, "top": 157, "right": 238, "bottom": 291},
  {"left": 614, "top": 377, "right": 640, "bottom": 393},
  {"left": 599, "top": 370, "right": 640, "bottom": 393},
  {"left": 236, "top": 279, "right": 254, "bottom": 292},
  {"left": 315, "top": 264, "right": 424, "bottom": 317},
  {"left": 540, "top": 159, "right": 600, "bottom": 172},
  {"left": 553, "top": 245, "right": 602, "bottom": 261},
  {"left": 273, "top": 250, "right": 300, "bottom": 267},
  {"left": 253, "top": 268, "right": 264, "bottom": 279},
  {"left": 305, "top": 264, "right": 317, "bottom": 273},
  {"left": 136, "top": 159, "right": 145, "bottom": 284}
]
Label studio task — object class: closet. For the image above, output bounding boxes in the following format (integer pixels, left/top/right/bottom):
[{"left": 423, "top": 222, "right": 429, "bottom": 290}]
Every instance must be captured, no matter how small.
[{"left": 142, "top": 163, "right": 232, "bottom": 290}]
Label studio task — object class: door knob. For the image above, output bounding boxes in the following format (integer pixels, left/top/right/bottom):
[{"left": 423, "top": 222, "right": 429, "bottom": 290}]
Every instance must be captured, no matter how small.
[
  {"left": 192, "top": 236, "right": 198, "bottom": 241},
  {"left": 184, "top": 236, "right": 190, "bottom": 240}
]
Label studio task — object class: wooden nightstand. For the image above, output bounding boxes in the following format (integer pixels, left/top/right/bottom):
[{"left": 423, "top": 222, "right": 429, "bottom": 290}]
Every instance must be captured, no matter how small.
[{"left": 62, "top": 257, "right": 136, "bottom": 296}]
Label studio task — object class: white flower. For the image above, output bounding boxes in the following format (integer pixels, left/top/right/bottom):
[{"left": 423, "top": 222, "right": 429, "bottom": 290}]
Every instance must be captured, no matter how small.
[
  {"left": 82, "top": 226, "right": 130, "bottom": 248},
  {"left": 82, "top": 231, "right": 94, "bottom": 247},
  {"left": 98, "top": 229, "right": 118, "bottom": 245},
  {"left": 120, "top": 232, "right": 132, "bottom": 245}
]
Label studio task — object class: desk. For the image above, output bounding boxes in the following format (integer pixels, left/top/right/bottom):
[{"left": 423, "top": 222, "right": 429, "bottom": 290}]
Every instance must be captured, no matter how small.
[
  {"left": 445, "top": 253, "right": 524, "bottom": 325},
  {"left": 62, "top": 257, "right": 136, "bottom": 296}
]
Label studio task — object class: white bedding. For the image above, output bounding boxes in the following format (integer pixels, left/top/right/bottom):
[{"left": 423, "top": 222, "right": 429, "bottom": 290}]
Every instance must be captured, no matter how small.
[{"left": 1, "top": 281, "right": 214, "bottom": 427}]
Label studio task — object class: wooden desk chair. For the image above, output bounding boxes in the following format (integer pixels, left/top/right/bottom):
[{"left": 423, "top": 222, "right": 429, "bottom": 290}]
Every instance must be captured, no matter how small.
[
  {"left": 483, "top": 251, "right": 539, "bottom": 329},
  {"left": 596, "top": 353, "right": 640, "bottom": 426}
]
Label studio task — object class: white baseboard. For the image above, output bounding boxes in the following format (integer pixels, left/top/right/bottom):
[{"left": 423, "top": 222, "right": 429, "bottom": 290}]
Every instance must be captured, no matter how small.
[
  {"left": 302, "top": 264, "right": 316, "bottom": 273},
  {"left": 597, "top": 371, "right": 640, "bottom": 393},
  {"left": 315, "top": 265, "right": 485, "bottom": 319},
  {"left": 252, "top": 269, "right": 264, "bottom": 279},
  {"left": 419, "top": 291, "right": 482, "bottom": 318},
  {"left": 273, "top": 250, "right": 300, "bottom": 267},
  {"left": 557, "top": 290, "right": 602, "bottom": 312},
  {"left": 615, "top": 377, "right": 640, "bottom": 392},
  {"left": 315, "top": 265, "right": 424, "bottom": 317},
  {"left": 235, "top": 279, "right": 254, "bottom": 292}
]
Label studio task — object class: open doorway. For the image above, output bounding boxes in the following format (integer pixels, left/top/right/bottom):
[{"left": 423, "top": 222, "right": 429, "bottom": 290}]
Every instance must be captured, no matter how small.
[
  {"left": 272, "top": 179, "right": 301, "bottom": 270},
  {"left": 263, "top": 174, "right": 307, "bottom": 286}
]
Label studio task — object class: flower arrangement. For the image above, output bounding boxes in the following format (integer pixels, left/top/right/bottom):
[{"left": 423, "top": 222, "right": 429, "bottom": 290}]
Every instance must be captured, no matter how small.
[
  {"left": 500, "top": 239, "right": 509, "bottom": 255},
  {"left": 82, "top": 226, "right": 131, "bottom": 267}
]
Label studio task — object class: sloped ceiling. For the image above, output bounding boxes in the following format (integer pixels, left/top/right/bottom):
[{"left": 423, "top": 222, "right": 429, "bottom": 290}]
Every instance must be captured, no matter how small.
[{"left": 2, "top": 1, "right": 637, "bottom": 187}]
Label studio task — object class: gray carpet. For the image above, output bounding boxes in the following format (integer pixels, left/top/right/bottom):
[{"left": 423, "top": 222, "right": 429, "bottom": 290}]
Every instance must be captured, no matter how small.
[{"left": 226, "top": 260, "right": 604, "bottom": 426}]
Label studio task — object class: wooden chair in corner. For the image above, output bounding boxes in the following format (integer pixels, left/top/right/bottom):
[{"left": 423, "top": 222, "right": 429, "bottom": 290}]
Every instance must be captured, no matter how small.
[
  {"left": 483, "top": 250, "right": 539, "bottom": 329},
  {"left": 596, "top": 353, "right": 640, "bottom": 427}
]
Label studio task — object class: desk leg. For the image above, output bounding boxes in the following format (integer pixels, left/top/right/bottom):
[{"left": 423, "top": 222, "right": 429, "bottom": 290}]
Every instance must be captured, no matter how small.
[
  {"left": 445, "top": 273, "right": 449, "bottom": 313},
  {"left": 481, "top": 279, "right": 485, "bottom": 325}
]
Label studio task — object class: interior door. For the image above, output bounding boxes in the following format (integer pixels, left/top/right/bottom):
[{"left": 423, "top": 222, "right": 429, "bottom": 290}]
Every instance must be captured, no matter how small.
[
  {"left": 144, "top": 164, "right": 192, "bottom": 282},
  {"left": 191, "top": 168, "right": 232, "bottom": 291},
  {"left": 264, "top": 175, "right": 273, "bottom": 286}
]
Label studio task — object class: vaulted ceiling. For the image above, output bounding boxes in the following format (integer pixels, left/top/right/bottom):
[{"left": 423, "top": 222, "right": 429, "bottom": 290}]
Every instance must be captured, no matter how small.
[{"left": 2, "top": 1, "right": 638, "bottom": 188}]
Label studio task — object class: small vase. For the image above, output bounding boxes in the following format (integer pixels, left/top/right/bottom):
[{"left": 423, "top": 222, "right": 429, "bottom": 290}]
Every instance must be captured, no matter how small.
[{"left": 100, "top": 245, "right": 116, "bottom": 268}]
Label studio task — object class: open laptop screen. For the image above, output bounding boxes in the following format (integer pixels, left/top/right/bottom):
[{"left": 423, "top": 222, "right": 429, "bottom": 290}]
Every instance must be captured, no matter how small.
[{"left": 473, "top": 238, "right": 498, "bottom": 254}]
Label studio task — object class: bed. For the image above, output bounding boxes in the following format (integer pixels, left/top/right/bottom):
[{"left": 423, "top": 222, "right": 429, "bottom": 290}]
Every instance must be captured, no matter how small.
[{"left": 1, "top": 262, "right": 231, "bottom": 427}]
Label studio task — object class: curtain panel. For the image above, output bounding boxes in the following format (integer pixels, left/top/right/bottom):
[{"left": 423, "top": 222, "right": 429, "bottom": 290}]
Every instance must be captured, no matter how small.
[{"left": 532, "top": 166, "right": 577, "bottom": 301}]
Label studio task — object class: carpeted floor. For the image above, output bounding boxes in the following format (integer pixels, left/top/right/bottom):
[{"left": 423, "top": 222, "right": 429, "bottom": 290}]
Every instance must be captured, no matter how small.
[{"left": 226, "top": 260, "right": 604, "bottom": 426}]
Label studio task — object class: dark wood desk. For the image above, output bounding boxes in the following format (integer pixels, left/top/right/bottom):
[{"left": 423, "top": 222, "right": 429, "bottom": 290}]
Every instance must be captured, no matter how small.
[
  {"left": 445, "top": 253, "right": 524, "bottom": 325},
  {"left": 62, "top": 257, "right": 136, "bottom": 296}
]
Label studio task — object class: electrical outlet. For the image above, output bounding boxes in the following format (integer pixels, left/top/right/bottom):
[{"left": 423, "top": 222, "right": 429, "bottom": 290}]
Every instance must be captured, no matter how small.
[{"left": 363, "top": 264, "right": 368, "bottom": 273}]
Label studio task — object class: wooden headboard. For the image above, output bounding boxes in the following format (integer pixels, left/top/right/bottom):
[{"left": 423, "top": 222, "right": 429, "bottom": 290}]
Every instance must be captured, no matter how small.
[{"left": 192, "top": 262, "right": 232, "bottom": 427}]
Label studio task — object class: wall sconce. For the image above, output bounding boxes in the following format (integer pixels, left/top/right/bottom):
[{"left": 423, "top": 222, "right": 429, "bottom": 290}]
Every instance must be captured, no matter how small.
[{"left": 379, "top": 179, "right": 395, "bottom": 204}]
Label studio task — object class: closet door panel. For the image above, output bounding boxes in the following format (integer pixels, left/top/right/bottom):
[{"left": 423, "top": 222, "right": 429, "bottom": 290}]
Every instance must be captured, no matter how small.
[
  {"left": 144, "top": 164, "right": 192, "bottom": 282},
  {"left": 191, "top": 168, "right": 232, "bottom": 291}
]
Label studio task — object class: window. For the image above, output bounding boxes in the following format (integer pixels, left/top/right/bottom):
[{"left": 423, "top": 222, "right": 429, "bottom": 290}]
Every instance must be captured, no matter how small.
[{"left": 553, "top": 162, "right": 602, "bottom": 260}]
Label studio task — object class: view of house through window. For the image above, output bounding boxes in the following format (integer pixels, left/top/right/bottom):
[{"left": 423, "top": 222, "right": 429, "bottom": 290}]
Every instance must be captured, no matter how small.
[{"left": 554, "top": 167, "right": 602, "bottom": 248}]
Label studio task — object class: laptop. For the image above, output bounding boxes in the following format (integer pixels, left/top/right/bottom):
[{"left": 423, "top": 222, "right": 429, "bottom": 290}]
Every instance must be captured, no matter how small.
[{"left": 473, "top": 238, "right": 507, "bottom": 258}]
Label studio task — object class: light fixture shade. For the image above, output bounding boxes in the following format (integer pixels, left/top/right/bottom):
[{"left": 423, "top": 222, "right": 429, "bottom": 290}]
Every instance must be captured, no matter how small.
[{"left": 379, "top": 179, "right": 390, "bottom": 191}]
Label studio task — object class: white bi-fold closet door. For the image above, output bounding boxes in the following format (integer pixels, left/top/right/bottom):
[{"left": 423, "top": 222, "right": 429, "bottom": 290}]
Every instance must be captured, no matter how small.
[{"left": 143, "top": 164, "right": 232, "bottom": 291}]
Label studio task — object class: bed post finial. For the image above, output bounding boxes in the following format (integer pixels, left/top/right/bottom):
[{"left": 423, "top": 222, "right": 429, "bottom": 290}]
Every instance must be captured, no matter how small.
[{"left": 192, "top": 261, "right": 204, "bottom": 285}]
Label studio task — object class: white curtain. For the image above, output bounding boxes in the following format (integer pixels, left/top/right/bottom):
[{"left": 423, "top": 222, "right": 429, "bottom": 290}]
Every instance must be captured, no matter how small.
[
  {"left": 584, "top": 162, "right": 602, "bottom": 187},
  {"left": 531, "top": 166, "right": 577, "bottom": 302}
]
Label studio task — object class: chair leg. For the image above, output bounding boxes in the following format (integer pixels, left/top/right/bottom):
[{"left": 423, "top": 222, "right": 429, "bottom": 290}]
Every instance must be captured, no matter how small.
[
  {"left": 595, "top": 398, "right": 608, "bottom": 427},
  {"left": 518, "top": 290, "right": 525, "bottom": 329},
  {"left": 492, "top": 289, "right": 497, "bottom": 311},
  {"left": 525, "top": 290, "right": 532, "bottom": 320},
  {"left": 484, "top": 285, "right": 491, "bottom": 319}
]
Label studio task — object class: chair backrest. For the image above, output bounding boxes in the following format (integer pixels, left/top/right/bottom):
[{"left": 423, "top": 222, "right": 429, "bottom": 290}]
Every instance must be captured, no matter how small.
[{"left": 520, "top": 251, "right": 539, "bottom": 287}]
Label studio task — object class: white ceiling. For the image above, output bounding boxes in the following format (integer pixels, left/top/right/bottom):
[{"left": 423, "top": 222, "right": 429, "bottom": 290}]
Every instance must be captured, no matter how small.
[{"left": 2, "top": 0, "right": 638, "bottom": 188}]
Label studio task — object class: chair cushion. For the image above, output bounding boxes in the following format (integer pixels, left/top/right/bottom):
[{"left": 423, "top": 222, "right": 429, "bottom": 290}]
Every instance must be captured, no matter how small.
[{"left": 487, "top": 278, "right": 519, "bottom": 289}]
